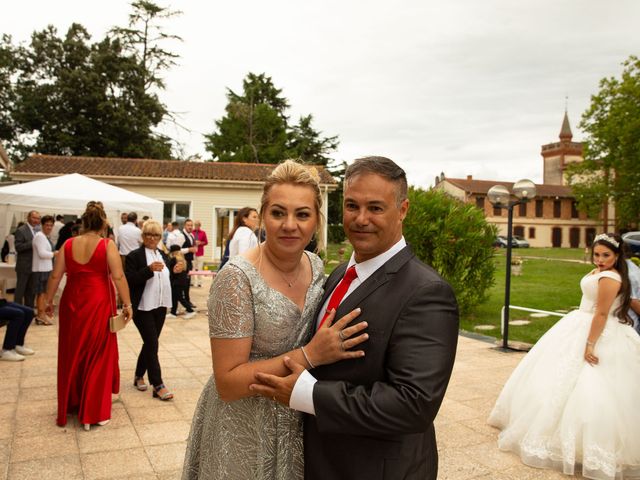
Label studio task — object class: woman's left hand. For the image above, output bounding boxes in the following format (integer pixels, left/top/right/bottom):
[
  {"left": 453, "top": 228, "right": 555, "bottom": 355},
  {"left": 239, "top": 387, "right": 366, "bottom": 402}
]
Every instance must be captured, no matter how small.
[
  {"left": 584, "top": 343, "right": 599, "bottom": 366},
  {"left": 122, "top": 305, "right": 133, "bottom": 322}
]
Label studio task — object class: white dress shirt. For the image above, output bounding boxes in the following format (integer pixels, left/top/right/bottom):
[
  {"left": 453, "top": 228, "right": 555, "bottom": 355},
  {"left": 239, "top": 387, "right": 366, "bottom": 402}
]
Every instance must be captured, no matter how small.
[
  {"left": 50, "top": 220, "right": 64, "bottom": 246},
  {"left": 229, "top": 226, "right": 258, "bottom": 258},
  {"left": 290, "top": 237, "right": 407, "bottom": 415},
  {"left": 32, "top": 231, "right": 54, "bottom": 272},
  {"left": 166, "top": 229, "right": 192, "bottom": 255},
  {"left": 138, "top": 248, "right": 172, "bottom": 311},
  {"left": 117, "top": 222, "right": 142, "bottom": 255}
]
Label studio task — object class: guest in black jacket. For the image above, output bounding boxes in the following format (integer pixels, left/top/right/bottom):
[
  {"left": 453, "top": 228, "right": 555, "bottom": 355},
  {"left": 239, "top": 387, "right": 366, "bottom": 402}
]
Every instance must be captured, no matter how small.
[{"left": 125, "top": 220, "right": 174, "bottom": 401}]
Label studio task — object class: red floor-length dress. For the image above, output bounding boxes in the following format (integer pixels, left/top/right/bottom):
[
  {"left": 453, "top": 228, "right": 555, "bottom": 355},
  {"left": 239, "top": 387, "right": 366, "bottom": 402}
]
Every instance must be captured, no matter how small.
[{"left": 57, "top": 238, "right": 120, "bottom": 426}]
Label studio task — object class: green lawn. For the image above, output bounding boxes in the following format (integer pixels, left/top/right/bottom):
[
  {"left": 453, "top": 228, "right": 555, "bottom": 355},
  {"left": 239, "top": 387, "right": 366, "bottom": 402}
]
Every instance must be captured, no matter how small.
[{"left": 462, "top": 255, "right": 592, "bottom": 344}]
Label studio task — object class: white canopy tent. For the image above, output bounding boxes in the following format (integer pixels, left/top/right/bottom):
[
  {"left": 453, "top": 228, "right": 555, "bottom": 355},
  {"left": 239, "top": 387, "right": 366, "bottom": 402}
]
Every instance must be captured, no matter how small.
[{"left": 0, "top": 173, "right": 163, "bottom": 240}]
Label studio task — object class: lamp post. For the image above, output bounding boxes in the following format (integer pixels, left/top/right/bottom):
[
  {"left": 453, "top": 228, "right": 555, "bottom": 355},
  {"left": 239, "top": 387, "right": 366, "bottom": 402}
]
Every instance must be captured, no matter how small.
[{"left": 487, "top": 179, "right": 537, "bottom": 350}]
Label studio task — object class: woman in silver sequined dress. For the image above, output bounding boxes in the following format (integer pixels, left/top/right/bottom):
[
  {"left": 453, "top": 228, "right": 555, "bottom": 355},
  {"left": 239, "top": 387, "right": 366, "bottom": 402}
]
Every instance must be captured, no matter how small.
[{"left": 182, "top": 160, "right": 368, "bottom": 480}]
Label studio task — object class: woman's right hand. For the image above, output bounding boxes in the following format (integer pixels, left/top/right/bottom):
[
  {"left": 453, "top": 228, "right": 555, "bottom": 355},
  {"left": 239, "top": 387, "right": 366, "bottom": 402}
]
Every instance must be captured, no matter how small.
[
  {"left": 45, "top": 301, "right": 55, "bottom": 317},
  {"left": 304, "top": 308, "right": 368, "bottom": 367}
]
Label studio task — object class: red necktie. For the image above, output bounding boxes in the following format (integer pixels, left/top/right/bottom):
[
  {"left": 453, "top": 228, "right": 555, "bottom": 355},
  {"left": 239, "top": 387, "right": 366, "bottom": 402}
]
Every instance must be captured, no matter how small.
[{"left": 318, "top": 265, "right": 358, "bottom": 329}]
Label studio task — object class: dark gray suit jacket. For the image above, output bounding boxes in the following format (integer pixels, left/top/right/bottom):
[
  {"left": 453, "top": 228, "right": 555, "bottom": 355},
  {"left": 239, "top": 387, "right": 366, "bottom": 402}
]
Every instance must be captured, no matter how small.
[
  {"left": 304, "top": 246, "right": 459, "bottom": 480},
  {"left": 14, "top": 224, "right": 34, "bottom": 273}
]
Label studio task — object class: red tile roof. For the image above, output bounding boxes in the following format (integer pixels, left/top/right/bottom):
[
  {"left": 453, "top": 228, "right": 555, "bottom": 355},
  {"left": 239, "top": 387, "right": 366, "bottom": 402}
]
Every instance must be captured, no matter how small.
[
  {"left": 443, "top": 177, "right": 574, "bottom": 198},
  {"left": 13, "top": 154, "right": 337, "bottom": 185}
]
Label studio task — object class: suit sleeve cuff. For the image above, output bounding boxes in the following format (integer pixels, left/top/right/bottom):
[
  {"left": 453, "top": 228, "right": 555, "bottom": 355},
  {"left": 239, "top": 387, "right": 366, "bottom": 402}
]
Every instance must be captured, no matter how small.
[{"left": 289, "top": 369, "right": 317, "bottom": 415}]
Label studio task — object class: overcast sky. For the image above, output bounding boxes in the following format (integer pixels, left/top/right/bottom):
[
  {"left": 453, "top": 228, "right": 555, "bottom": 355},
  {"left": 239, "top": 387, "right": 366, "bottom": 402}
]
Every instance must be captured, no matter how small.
[{"left": 5, "top": 1, "right": 639, "bottom": 188}]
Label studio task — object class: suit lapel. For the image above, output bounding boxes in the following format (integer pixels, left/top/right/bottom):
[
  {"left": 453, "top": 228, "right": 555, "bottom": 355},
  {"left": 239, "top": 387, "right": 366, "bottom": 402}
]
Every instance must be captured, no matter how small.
[{"left": 321, "top": 246, "right": 415, "bottom": 324}]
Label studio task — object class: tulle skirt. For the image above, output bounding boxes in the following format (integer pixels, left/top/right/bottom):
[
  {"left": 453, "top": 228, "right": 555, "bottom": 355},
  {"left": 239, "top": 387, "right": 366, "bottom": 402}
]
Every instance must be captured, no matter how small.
[{"left": 488, "top": 310, "right": 640, "bottom": 480}]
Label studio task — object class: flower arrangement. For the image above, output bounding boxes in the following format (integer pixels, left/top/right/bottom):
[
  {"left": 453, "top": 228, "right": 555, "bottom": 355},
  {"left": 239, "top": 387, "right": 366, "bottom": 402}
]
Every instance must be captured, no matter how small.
[{"left": 511, "top": 256, "right": 523, "bottom": 266}]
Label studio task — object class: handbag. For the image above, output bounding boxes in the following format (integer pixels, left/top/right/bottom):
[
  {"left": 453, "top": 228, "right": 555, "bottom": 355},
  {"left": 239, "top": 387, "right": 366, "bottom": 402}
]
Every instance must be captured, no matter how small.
[{"left": 105, "top": 239, "right": 128, "bottom": 333}]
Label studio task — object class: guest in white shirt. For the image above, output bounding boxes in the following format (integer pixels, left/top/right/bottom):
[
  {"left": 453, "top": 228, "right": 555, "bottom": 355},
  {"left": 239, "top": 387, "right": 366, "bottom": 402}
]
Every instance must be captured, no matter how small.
[
  {"left": 165, "top": 221, "right": 185, "bottom": 250},
  {"left": 117, "top": 212, "right": 142, "bottom": 264},
  {"left": 50, "top": 215, "right": 65, "bottom": 248},
  {"left": 32, "top": 215, "right": 57, "bottom": 325},
  {"left": 125, "top": 220, "right": 174, "bottom": 401},
  {"left": 228, "top": 207, "right": 259, "bottom": 258}
]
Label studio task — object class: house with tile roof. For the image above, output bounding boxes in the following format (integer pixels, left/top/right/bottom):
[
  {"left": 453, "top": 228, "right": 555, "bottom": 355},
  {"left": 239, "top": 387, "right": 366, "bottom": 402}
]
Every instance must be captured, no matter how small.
[
  {"left": 434, "top": 113, "right": 613, "bottom": 248},
  {"left": 10, "top": 155, "right": 338, "bottom": 262}
]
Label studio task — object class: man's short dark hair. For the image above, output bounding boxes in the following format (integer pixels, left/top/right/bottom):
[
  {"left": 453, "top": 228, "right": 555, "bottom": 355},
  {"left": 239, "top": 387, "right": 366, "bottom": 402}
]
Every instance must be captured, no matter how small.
[
  {"left": 127, "top": 212, "right": 138, "bottom": 223},
  {"left": 171, "top": 221, "right": 180, "bottom": 228},
  {"left": 345, "top": 156, "right": 408, "bottom": 205},
  {"left": 56, "top": 215, "right": 64, "bottom": 221}
]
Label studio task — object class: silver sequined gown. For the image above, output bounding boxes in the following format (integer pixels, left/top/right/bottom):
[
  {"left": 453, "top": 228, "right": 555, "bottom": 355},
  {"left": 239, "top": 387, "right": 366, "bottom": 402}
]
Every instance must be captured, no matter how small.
[{"left": 182, "top": 253, "right": 325, "bottom": 480}]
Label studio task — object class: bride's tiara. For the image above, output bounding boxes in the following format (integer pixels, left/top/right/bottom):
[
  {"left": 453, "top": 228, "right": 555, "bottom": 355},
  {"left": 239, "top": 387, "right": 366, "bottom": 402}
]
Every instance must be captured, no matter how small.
[{"left": 593, "top": 233, "right": 619, "bottom": 248}]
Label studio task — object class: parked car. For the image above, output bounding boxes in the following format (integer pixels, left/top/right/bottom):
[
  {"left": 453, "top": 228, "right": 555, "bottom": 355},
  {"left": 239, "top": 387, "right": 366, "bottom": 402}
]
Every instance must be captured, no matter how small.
[
  {"left": 493, "top": 236, "right": 518, "bottom": 248},
  {"left": 513, "top": 235, "right": 530, "bottom": 248},
  {"left": 622, "top": 231, "right": 640, "bottom": 257}
]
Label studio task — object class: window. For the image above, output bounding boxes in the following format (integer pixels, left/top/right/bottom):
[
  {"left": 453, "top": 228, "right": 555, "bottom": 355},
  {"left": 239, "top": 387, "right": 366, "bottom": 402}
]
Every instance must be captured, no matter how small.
[
  {"left": 518, "top": 203, "right": 527, "bottom": 217},
  {"left": 475, "top": 197, "right": 485, "bottom": 210},
  {"left": 163, "top": 202, "right": 191, "bottom": 225},
  {"left": 493, "top": 206, "right": 502, "bottom": 216},
  {"left": 528, "top": 227, "right": 536, "bottom": 239},
  {"left": 553, "top": 200, "right": 562, "bottom": 218},
  {"left": 586, "top": 228, "right": 596, "bottom": 245},
  {"left": 535, "top": 200, "right": 543, "bottom": 218},
  {"left": 571, "top": 201, "right": 579, "bottom": 219},
  {"left": 513, "top": 226, "right": 524, "bottom": 237}
]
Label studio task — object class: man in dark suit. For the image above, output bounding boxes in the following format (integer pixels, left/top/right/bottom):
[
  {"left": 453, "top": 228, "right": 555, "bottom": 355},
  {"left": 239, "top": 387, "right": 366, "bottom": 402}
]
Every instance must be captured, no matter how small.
[
  {"left": 180, "top": 219, "right": 197, "bottom": 308},
  {"left": 14, "top": 210, "right": 41, "bottom": 307},
  {"left": 252, "top": 156, "right": 459, "bottom": 480}
]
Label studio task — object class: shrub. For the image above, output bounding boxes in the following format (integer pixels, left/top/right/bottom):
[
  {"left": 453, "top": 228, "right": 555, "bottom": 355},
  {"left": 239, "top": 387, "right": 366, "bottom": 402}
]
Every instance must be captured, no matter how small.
[
  {"left": 328, "top": 224, "right": 346, "bottom": 243},
  {"left": 404, "top": 187, "right": 497, "bottom": 314}
]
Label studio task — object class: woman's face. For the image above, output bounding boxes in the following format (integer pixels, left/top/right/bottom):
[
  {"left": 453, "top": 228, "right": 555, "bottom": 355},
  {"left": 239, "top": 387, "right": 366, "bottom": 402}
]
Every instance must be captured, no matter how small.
[
  {"left": 143, "top": 231, "right": 161, "bottom": 250},
  {"left": 593, "top": 243, "right": 618, "bottom": 271},
  {"left": 263, "top": 184, "right": 317, "bottom": 256},
  {"left": 243, "top": 210, "right": 259, "bottom": 231}
]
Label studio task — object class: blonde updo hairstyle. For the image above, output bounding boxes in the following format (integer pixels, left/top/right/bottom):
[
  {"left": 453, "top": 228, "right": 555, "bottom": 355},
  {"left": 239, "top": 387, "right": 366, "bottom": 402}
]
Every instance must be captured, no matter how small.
[
  {"left": 260, "top": 159, "right": 325, "bottom": 252},
  {"left": 82, "top": 201, "right": 107, "bottom": 233}
]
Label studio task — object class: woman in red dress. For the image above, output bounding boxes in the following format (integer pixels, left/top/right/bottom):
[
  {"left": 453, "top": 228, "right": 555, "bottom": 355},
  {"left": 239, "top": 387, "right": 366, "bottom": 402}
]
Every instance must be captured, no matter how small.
[{"left": 45, "top": 201, "right": 133, "bottom": 430}]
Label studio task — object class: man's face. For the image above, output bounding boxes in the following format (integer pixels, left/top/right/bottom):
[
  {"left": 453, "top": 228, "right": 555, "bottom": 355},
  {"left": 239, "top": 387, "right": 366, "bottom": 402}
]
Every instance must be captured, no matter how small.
[
  {"left": 343, "top": 173, "right": 408, "bottom": 263},
  {"left": 42, "top": 221, "right": 54, "bottom": 236},
  {"left": 28, "top": 211, "right": 41, "bottom": 227},
  {"left": 194, "top": 222, "right": 201, "bottom": 230},
  {"left": 184, "top": 220, "right": 193, "bottom": 233},
  {"left": 121, "top": 213, "right": 128, "bottom": 224}
]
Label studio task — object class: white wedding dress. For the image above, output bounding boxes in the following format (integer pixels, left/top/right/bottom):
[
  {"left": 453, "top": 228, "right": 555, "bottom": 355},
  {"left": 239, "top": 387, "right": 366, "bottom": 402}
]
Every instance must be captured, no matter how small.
[{"left": 488, "top": 270, "right": 640, "bottom": 480}]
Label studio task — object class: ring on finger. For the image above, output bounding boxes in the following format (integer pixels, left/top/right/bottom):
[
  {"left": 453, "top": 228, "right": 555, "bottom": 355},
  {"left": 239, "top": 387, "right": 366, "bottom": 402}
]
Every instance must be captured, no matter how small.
[{"left": 338, "top": 330, "right": 346, "bottom": 341}]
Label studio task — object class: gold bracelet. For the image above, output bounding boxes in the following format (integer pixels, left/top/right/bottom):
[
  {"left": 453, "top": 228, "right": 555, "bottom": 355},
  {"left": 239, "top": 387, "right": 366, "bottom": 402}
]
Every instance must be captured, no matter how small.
[{"left": 300, "top": 346, "right": 315, "bottom": 369}]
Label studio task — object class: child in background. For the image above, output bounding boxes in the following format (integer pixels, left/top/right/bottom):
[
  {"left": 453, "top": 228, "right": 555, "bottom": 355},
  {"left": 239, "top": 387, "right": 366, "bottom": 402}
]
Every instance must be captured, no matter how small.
[{"left": 167, "top": 245, "right": 195, "bottom": 319}]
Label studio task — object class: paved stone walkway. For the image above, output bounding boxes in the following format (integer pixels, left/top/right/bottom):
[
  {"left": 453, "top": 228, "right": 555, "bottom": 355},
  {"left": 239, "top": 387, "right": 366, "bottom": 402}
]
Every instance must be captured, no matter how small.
[{"left": 1, "top": 277, "right": 580, "bottom": 479}]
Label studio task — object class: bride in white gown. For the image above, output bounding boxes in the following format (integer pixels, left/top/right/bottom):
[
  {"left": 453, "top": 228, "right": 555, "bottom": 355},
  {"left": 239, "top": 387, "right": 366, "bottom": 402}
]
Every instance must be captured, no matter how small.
[{"left": 488, "top": 233, "right": 640, "bottom": 480}]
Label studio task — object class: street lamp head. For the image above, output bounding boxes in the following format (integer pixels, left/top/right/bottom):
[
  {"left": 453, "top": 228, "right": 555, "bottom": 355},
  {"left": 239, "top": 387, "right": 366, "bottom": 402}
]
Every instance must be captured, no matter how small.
[
  {"left": 487, "top": 185, "right": 510, "bottom": 207},
  {"left": 513, "top": 179, "right": 536, "bottom": 201}
]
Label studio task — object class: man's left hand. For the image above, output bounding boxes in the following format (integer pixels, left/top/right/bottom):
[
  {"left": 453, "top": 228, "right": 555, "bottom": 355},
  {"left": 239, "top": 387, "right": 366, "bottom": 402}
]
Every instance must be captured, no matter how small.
[{"left": 250, "top": 356, "right": 305, "bottom": 406}]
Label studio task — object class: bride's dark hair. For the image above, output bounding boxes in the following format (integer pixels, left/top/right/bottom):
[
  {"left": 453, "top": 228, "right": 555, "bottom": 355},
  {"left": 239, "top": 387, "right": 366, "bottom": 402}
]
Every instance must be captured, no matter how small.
[{"left": 591, "top": 233, "right": 632, "bottom": 324}]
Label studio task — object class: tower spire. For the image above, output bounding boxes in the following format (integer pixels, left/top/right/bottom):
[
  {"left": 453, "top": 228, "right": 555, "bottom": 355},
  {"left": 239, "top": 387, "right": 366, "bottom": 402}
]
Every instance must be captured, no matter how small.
[{"left": 559, "top": 108, "right": 573, "bottom": 142}]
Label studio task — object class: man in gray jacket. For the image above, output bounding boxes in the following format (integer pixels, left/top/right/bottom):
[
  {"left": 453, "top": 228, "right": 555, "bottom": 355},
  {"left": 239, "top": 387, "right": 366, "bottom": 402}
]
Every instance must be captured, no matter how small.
[{"left": 14, "top": 210, "right": 40, "bottom": 307}]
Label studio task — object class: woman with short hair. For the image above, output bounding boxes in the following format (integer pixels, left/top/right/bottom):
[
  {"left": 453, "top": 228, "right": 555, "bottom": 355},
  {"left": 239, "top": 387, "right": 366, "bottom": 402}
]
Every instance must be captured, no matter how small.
[{"left": 125, "top": 220, "right": 174, "bottom": 400}]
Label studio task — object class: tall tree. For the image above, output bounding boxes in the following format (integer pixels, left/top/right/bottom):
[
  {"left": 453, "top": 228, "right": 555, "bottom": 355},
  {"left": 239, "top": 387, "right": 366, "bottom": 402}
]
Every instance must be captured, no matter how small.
[
  {"left": 0, "top": 1, "right": 180, "bottom": 162},
  {"left": 567, "top": 55, "right": 640, "bottom": 229},
  {"left": 110, "top": 0, "right": 182, "bottom": 92},
  {"left": 287, "top": 114, "right": 339, "bottom": 166},
  {"left": 205, "top": 73, "right": 339, "bottom": 166}
]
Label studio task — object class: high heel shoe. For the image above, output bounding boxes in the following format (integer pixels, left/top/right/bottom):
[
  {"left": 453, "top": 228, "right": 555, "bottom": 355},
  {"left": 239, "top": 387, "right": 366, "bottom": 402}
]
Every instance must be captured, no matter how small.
[
  {"left": 152, "top": 384, "right": 174, "bottom": 401},
  {"left": 83, "top": 419, "right": 110, "bottom": 431},
  {"left": 35, "top": 317, "right": 54, "bottom": 326},
  {"left": 134, "top": 376, "right": 148, "bottom": 391}
]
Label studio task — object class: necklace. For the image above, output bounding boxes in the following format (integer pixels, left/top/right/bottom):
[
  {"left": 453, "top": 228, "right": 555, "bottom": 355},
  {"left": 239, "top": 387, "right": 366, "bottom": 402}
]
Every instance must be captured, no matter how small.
[{"left": 263, "top": 249, "right": 303, "bottom": 287}]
